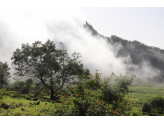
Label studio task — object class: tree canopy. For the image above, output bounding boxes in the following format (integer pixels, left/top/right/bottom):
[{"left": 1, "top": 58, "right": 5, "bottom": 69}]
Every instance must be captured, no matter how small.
[{"left": 11, "top": 40, "right": 91, "bottom": 100}]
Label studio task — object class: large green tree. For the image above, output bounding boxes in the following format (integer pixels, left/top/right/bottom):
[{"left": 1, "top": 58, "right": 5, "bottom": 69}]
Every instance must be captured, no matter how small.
[
  {"left": 0, "top": 61, "right": 11, "bottom": 89},
  {"left": 11, "top": 40, "right": 90, "bottom": 100}
]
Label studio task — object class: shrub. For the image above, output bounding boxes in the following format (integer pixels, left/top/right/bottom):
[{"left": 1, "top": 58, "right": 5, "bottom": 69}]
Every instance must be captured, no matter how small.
[
  {"left": 13, "top": 91, "right": 21, "bottom": 95},
  {"left": 85, "top": 79, "right": 101, "bottom": 90},
  {"left": 148, "top": 96, "right": 164, "bottom": 113},
  {"left": 10, "top": 92, "right": 22, "bottom": 99},
  {"left": 99, "top": 85, "right": 121, "bottom": 104}
]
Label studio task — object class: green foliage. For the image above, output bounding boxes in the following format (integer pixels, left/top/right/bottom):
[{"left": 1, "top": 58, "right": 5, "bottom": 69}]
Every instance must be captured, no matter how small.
[
  {"left": 56, "top": 69, "right": 134, "bottom": 116},
  {"left": 25, "top": 78, "right": 33, "bottom": 85},
  {"left": 54, "top": 89, "right": 65, "bottom": 97},
  {"left": 30, "top": 94, "right": 34, "bottom": 98},
  {"left": 148, "top": 96, "right": 164, "bottom": 113},
  {"left": 33, "top": 90, "right": 42, "bottom": 96},
  {"left": 25, "top": 78, "right": 34, "bottom": 92},
  {"left": 13, "top": 81, "right": 25, "bottom": 88},
  {"left": 98, "top": 83, "right": 132, "bottom": 113},
  {"left": 24, "top": 95, "right": 31, "bottom": 99},
  {"left": 10, "top": 91, "right": 22, "bottom": 98},
  {"left": 130, "top": 109, "right": 143, "bottom": 116},
  {"left": 8, "top": 39, "right": 138, "bottom": 115},
  {"left": 6, "top": 87, "right": 15, "bottom": 91},
  {"left": 84, "top": 79, "right": 101, "bottom": 90},
  {"left": 115, "top": 73, "right": 135, "bottom": 97},
  {"left": 30, "top": 84, "right": 36, "bottom": 90},
  {"left": 130, "top": 111, "right": 143, "bottom": 116},
  {"left": 0, "top": 61, "right": 11, "bottom": 88},
  {"left": 33, "top": 82, "right": 44, "bottom": 91},
  {"left": 11, "top": 40, "right": 91, "bottom": 100},
  {"left": 41, "top": 89, "right": 51, "bottom": 96},
  {"left": 100, "top": 86, "right": 121, "bottom": 104},
  {"left": 35, "top": 95, "right": 45, "bottom": 102}
]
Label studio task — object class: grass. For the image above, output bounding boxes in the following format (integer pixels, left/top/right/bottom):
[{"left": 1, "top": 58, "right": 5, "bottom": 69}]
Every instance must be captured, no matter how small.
[
  {"left": 124, "top": 82, "right": 164, "bottom": 115},
  {"left": 1, "top": 81, "right": 164, "bottom": 116}
]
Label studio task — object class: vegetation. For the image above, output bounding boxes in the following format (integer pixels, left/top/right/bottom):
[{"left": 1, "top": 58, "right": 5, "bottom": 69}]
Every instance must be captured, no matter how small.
[
  {"left": 84, "top": 22, "right": 164, "bottom": 83},
  {"left": 1, "top": 70, "right": 164, "bottom": 116},
  {"left": 11, "top": 40, "right": 90, "bottom": 100},
  {"left": 0, "top": 61, "right": 11, "bottom": 89},
  {"left": 0, "top": 40, "right": 164, "bottom": 116}
]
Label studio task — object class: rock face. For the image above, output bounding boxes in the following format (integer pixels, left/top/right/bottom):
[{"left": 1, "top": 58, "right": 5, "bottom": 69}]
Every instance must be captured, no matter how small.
[{"left": 142, "top": 103, "right": 151, "bottom": 113}]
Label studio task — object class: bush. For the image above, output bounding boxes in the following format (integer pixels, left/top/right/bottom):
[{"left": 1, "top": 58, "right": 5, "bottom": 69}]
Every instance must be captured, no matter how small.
[
  {"left": 10, "top": 92, "right": 22, "bottom": 98},
  {"left": 148, "top": 96, "right": 164, "bottom": 113},
  {"left": 99, "top": 86, "right": 121, "bottom": 104},
  {"left": 85, "top": 79, "right": 101, "bottom": 90}
]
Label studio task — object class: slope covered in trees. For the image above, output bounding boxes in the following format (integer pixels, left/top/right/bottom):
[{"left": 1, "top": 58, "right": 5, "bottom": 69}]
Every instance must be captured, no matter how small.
[{"left": 84, "top": 21, "right": 164, "bottom": 83}]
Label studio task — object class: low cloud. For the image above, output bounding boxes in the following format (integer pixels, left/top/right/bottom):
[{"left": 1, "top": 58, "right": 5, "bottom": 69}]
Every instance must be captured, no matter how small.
[{"left": 0, "top": 8, "right": 161, "bottom": 84}]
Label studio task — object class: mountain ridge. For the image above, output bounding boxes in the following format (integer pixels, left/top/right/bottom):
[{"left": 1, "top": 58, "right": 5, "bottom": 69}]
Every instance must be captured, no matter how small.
[{"left": 84, "top": 21, "right": 164, "bottom": 83}]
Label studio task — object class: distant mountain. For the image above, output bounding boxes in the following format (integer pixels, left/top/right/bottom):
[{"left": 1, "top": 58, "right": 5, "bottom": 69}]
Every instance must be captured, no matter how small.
[{"left": 84, "top": 21, "right": 164, "bottom": 83}]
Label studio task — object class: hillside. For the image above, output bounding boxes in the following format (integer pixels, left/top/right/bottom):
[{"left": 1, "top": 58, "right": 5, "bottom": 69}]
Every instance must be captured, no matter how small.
[{"left": 84, "top": 21, "right": 164, "bottom": 83}]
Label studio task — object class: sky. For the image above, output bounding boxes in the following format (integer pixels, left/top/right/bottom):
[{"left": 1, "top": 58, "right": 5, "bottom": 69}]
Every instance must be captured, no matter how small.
[{"left": 0, "top": 1, "right": 164, "bottom": 84}]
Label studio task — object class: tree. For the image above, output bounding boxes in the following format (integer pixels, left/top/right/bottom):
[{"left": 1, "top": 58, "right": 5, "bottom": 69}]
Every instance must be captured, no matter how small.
[
  {"left": 0, "top": 61, "right": 11, "bottom": 89},
  {"left": 25, "top": 78, "right": 33, "bottom": 92},
  {"left": 11, "top": 40, "right": 91, "bottom": 100}
]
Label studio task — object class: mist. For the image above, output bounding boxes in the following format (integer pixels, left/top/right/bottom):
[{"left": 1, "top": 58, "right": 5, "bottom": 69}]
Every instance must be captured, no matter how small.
[{"left": 0, "top": 8, "right": 161, "bottom": 84}]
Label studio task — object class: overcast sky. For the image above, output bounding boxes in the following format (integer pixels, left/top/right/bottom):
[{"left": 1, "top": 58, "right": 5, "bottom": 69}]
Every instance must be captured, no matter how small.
[
  {"left": 0, "top": 1, "right": 164, "bottom": 83},
  {"left": 80, "top": 7, "right": 164, "bottom": 49}
]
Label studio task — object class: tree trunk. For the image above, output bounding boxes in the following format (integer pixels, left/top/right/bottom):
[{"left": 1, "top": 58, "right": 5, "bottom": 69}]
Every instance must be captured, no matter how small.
[
  {"left": 0, "top": 83, "right": 2, "bottom": 89},
  {"left": 50, "top": 89, "right": 54, "bottom": 100}
]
